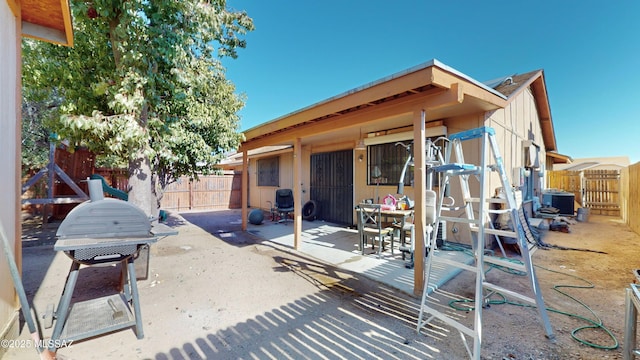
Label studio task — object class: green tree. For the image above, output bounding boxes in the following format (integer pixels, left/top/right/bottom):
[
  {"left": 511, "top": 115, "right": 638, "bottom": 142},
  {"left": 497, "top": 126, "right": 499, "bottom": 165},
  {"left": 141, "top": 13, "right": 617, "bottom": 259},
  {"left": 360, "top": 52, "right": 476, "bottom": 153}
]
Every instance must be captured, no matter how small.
[
  {"left": 22, "top": 0, "right": 253, "bottom": 217},
  {"left": 21, "top": 89, "right": 61, "bottom": 174}
]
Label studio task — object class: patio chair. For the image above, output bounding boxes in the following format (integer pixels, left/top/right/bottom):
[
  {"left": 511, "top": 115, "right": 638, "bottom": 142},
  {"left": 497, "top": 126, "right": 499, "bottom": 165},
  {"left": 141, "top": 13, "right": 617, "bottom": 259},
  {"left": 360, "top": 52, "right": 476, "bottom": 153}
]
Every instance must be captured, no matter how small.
[
  {"left": 356, "top": 204, "right": 394, "bottom": 258},
  {"left": 274, "top": 189, "right": 295, "bottom": 224}
]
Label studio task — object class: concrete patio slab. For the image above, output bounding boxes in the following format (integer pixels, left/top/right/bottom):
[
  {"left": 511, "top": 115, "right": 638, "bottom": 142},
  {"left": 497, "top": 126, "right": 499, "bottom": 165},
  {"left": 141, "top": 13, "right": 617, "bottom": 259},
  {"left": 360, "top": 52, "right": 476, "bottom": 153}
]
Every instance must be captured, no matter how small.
[{"left": 243, "top": 214, "right": 474, "bottom": 296}]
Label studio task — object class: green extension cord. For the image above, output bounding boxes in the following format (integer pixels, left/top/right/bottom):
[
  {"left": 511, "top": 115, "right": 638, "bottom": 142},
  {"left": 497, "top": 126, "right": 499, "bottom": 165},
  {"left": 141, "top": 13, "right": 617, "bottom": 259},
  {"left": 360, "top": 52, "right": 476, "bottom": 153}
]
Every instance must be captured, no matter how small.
[{"left": 446, "top": 254, "right": 619, "bottom": 350}]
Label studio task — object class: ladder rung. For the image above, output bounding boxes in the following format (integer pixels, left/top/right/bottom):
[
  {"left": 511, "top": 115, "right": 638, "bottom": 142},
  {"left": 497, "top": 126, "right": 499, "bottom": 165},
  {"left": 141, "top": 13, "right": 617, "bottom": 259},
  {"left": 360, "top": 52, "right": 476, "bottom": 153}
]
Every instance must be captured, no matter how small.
[
  {"left": 483, "top": 282, "right": 537, "bottom": 306},
  {"left": 469, "top": 227, "right": 518, "bottom": 238},
  {"left": 433, "top": 163, "right": 481, "bottom": 175},
  {"left": 448, "top": 126, "right": 495, "bottom": 141},
  {"left": 431, "top": 255, "right": 478, "bottom": 272},
  {"left": 418, "top": 304, "right": 476, "bottom": 337},
  {"left": 465, "top": 198, "right": 510, "bottom": 206},
  {"left": 483, "top": 256, "right": 526, "bottom": 272},
  {"left": 487, "top": 198, "right": 508, "bottom": 204},
  {"left": 438, "top": 216, "right": 481, "bottom": 225},
  {"left": 487, "top": 208, "right": 512, "bottom": 214},
  {"left": 441, "top": 206, "right": 468, "bottom": 212}
]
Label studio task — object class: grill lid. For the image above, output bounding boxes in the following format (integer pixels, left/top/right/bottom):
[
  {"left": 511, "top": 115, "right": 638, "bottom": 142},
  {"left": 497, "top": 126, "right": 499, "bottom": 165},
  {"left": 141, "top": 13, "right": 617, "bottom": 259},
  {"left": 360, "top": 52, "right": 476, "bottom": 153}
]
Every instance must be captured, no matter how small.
[{"left": 57, "top": 198, "right": 151, "bottom": 239}]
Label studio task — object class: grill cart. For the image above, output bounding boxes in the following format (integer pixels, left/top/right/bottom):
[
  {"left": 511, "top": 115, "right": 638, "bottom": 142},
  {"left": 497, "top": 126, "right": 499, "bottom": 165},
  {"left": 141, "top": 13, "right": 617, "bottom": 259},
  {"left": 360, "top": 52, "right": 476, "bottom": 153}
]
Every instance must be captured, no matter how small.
[{"left": 46, "top": 179, "right": 177, "bottom": 348}]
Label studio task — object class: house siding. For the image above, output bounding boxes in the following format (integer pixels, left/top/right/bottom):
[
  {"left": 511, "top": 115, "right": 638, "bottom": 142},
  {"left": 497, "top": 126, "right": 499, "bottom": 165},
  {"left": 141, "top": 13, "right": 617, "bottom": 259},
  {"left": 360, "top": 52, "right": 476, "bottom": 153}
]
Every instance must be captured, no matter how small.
[
  {"left": 242, "top": 85, "right": 548, "bottom": 234},
  {"left": 0, "top": 0, "right": 21, "bottom": 351},
  {"left": 435, "top": 86, "right": 548, "bottom": 247},
  {"left": 248, "top": 152, "right": 296, "bottom": 211}
]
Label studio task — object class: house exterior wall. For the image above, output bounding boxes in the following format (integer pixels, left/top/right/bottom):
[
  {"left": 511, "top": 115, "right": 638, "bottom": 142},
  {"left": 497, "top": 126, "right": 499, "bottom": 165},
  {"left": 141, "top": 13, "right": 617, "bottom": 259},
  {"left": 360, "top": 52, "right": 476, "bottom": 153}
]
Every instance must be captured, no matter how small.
[
  {"left": 489, "top": 86, "right": 547, "bottom": 201},
  {"left": 248, "top": 152, "right": 298, "bottom": 211},
  {"left": 239, "top": 74, "right": 551, "bottom": 253},
  {"left": 243, "top": 84, "right": 548, "bottom": 237},
  {"left": 435, "top": 86, "right": 548, "bottom": 246},
  {"left": 0, "top": 0, "right": 21, "bottom": 352}
]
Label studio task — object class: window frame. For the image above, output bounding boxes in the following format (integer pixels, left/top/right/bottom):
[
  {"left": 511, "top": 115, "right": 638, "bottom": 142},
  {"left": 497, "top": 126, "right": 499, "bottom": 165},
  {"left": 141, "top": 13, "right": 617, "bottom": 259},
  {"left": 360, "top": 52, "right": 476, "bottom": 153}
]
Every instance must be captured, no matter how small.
[
  {"left": 366, "top": 136, "right": 445, "bottom": 187},
  {"left": 256, "top": 156, "right": 280, "bottom": 187}
]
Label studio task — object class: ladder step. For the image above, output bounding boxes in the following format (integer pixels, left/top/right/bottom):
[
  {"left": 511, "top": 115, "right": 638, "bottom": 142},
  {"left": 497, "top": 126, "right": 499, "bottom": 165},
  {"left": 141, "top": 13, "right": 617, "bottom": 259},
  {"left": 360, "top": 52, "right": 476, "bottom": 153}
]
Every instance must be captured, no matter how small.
[
  {"left": 448, "top": 126, "right": 495, "bottom": 141},
  {"left": 487, "top": 208, "right": 512, "bottom": 215},
  {"left": 431, "top": 255, "right": 478, "bottom": 273},
  {"left": 463, "top": 197, "right": 510, "bottom": 206},
  {"left": 418, "top": 304, "right": 476, "bottom": 337},
  {"left": 483, "top": 256, "right": 526, "bottom": 272},
  {"left": 487, "top": 198, "right": 508, "bottom": 204},
  {"left": 438, "top": 216, "right": 481, "bottom": 225},
  {"left": 469, "top": 226, "right": 518, "bottom": 238},
  {"left": 441, "top": 206, "right": 469, "bottom": 212},
  {"left": 433, "top": 163, "right": 481, "bottom": 175},
  {"left": 483, "top": 282, "right": 537, "bottom": 306}
]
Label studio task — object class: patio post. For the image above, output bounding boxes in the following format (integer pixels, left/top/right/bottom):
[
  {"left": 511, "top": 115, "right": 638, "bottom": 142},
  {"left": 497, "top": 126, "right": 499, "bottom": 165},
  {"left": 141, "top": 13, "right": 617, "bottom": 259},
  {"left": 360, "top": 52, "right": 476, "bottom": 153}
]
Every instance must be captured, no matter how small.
[
  {"left": 241, "top": 150, "right": 248, "bottom": 231},
  {"left": 413, "top": 108, "right": 427, "bottom": 295},
  {"left": 293, "top": 137, "right": 302, "bottom": 249}
]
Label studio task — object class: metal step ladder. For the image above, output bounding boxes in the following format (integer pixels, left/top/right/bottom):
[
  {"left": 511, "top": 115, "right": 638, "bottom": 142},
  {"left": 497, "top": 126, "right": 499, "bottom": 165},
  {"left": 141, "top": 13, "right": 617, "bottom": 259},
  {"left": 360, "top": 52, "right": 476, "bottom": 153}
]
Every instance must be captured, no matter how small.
[{"left": 416, "top": 126, "right": 554, "bottom": 359}]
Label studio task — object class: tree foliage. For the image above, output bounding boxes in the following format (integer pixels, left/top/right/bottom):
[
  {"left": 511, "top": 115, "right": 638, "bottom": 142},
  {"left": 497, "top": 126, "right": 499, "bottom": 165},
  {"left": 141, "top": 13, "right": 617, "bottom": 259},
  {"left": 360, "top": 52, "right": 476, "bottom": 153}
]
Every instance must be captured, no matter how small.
[{"left": 22, "top": 0, "right": 253, "bottom": 213}]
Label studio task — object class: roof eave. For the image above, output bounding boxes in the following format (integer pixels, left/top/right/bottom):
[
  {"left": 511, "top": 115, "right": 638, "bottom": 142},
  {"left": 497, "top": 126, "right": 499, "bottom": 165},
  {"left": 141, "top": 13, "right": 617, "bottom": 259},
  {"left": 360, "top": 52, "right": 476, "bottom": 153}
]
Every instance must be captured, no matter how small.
[
  {"left": 242, "top": 59, "right": 507, "bottom": 144},
  {"left": 21, "top": 0, "right": 74, "bottom": 47},
  {"left": 546, "top": 151, "right": 572, "bottom": 164},
  {"left": 531, "top": 72, "right": 557, "bottom": 152},
  {"left": 501, "top": 70, "right": 557, "bottom": 152}
]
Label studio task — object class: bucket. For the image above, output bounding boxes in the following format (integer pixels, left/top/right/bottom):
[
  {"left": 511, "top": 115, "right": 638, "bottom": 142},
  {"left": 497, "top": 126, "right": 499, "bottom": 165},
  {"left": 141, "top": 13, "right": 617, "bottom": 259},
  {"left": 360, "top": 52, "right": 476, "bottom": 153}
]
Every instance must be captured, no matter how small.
[{"left": 576, "top": 207, "right": 589, "bottom": 222}]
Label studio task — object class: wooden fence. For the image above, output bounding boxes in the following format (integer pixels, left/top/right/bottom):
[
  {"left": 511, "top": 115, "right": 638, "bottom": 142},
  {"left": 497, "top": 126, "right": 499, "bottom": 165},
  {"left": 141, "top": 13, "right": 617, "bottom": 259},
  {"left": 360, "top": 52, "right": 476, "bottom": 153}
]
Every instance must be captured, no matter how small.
[
  {"left": 547, "top": 169, "right": 622, "bottom": 216},
  {"left": 89, "top": 169, "right": 242, "bottom": 211},
  {"left": 623, "top": 162, "right": 640, "bottom": 235},
  {"left": 161, "top": 173, "right": 242, "bottom": 211},
  {"left": 583, "top": 170, "right": 621, "bottom": 216}
]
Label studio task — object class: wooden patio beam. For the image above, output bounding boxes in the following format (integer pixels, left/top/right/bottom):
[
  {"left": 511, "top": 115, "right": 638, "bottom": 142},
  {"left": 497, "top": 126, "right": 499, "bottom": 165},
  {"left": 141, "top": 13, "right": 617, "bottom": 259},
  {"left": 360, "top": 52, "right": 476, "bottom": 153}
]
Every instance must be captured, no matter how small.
[
  {"left": 242, "top": 67, "right": 440, "bottom": 140},
  {"left": 240, "top": 86, "right": 457, "bottom": 151}
]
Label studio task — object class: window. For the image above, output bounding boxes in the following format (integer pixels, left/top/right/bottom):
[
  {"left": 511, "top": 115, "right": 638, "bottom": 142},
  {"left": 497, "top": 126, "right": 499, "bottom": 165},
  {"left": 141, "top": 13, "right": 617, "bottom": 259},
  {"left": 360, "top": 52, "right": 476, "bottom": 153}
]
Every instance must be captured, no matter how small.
[
  {"left": 257, "top": 156, "right": 279, "bottom": 186},
  {"left": 368, "top": 141, "right": 411, "bottom": 186},
  {"left": 367, "top": 137, "right": 445, "bottom": 186}
]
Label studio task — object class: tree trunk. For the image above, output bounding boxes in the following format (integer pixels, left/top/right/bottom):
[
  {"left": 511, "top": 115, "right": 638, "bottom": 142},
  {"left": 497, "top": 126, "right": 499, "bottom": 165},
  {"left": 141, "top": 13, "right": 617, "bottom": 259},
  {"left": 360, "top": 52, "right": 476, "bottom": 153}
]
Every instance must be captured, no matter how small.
[{"left": 127, "top": 152, "right": 158, "bottom": 220}]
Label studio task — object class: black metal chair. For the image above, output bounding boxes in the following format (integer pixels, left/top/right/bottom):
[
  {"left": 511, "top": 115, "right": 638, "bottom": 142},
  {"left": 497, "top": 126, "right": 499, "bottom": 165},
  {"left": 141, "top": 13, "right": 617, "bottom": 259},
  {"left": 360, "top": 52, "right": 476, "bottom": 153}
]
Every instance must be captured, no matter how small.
[{"left": 274, "top": 189, "right": 294, "bottom": 224}]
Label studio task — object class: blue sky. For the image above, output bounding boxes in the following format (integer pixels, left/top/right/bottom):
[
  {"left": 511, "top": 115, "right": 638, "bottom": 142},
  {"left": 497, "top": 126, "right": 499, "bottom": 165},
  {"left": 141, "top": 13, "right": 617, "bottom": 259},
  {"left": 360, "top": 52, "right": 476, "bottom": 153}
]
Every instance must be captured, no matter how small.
[{"left": 225, "top": 1, "right": 640, "bottom": 164}]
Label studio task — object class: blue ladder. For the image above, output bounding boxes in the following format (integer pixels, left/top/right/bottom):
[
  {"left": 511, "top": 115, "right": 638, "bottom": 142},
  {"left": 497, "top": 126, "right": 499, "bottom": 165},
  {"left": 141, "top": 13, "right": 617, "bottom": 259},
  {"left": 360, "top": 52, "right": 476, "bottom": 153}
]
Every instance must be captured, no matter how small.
[{"left": 417, "top": 126, "right": 554, "bottom": 360}]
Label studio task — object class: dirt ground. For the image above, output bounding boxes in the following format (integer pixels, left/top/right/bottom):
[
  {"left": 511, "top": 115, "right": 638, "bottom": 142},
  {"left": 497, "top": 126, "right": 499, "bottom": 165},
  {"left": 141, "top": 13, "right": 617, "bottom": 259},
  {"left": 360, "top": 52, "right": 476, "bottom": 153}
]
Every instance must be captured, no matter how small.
[
  {"left": 7, "top": 211, "right": 640, "bottom": 360},
  {"left": 438, "top": 213, "right": 637, "bottom": 359}
]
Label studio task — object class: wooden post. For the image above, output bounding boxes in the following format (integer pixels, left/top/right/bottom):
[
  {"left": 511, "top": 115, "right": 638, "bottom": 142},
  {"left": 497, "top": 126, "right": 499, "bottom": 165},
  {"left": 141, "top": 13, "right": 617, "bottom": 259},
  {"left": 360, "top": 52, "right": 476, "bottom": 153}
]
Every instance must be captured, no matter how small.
[
  {"left": 413, "top": 108, "right": 427, "bottom": 295},
  {"left": 241, "top": 150, "right": 248, "bottom": 231},
  {"left": 293, "top": 137, "right": 302, "bottom": 249}
]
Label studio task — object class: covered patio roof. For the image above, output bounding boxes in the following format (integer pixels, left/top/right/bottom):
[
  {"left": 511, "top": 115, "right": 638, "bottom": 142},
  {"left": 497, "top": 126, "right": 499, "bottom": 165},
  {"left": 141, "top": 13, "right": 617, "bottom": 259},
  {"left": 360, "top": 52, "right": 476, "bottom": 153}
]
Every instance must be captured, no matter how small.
[
  {"left": 240, "top": 59, "right": 512, "bottom": 152},
  {"left": 237, "top": 59, "right": 558, "bottom": 295}
]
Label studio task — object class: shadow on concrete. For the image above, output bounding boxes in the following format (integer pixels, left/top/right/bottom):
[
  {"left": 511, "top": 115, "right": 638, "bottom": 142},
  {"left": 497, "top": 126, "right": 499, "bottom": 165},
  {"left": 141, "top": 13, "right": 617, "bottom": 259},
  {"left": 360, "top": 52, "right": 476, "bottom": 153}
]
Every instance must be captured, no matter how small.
[{"left": 152, "top": 253, "right": 454, "bottom": 360}]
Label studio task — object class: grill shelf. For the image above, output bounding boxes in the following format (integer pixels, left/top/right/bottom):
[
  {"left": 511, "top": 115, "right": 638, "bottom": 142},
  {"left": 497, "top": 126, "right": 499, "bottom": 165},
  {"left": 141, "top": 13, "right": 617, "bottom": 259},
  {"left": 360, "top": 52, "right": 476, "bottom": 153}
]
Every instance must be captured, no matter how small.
[
  {"left": 48, "top": 179, "right": 177, "bottom": 349},
  {"left": 59, "top": 294, "right": 134, "bottom": 342}
]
